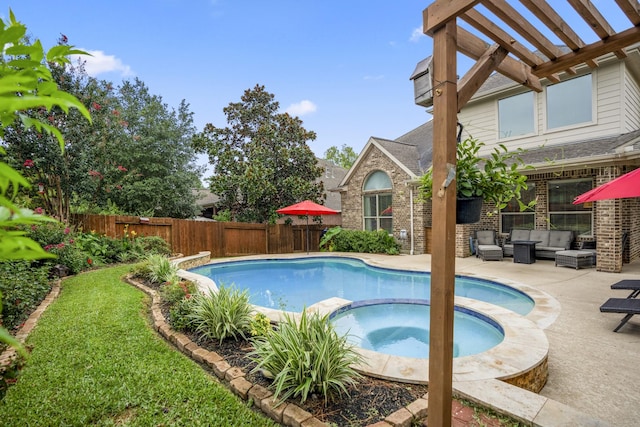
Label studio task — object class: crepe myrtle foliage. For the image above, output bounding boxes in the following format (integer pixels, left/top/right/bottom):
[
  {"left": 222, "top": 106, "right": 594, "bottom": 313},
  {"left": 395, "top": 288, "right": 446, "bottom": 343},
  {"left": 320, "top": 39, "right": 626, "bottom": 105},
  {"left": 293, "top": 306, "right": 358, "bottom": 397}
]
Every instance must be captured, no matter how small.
[
  {"left": 193, "top": 85, "right": 324, "bottom": 223},
  {"left": 4, "top": 39, "right": 203, "bottom": 220}
]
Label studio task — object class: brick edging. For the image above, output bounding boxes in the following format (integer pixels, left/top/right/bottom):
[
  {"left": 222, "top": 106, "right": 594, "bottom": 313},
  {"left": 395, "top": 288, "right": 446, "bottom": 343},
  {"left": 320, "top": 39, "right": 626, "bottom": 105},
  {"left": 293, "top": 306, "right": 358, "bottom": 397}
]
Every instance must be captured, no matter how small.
[
  {"left": 0, "top": 280, "right": 62, "bottom": 370},
  {"left": 125, "top": 275, "right": 429, "bottom": 427}
]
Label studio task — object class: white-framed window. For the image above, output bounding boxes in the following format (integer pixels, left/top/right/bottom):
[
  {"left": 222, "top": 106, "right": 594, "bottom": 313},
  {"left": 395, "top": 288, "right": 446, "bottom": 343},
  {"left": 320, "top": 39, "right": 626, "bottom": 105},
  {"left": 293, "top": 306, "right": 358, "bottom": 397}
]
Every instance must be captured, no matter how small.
[
  {"left": 363, "top": 171, "right": 392, "bottom": 233},
  {"left": 546, "top": 74, "right": 593, "bottom": 130},
  {"left": 548, "top": 178, "right": 593, "bottom": 236},
  {"left": 500, "top": 183, "right": 536, "bottom": 233},
  {"left": 498, "top": 92, "right": 535, "bottom": 139}
]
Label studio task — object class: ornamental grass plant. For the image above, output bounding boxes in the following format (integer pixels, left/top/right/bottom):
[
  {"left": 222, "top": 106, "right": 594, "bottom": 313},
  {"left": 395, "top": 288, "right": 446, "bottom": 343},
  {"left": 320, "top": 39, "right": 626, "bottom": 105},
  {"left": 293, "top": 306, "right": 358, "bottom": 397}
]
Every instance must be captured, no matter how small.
[
  {"left": 0, "top": 265, "right": 277, "bottom": 427},
  {"left": 188, "top": 285, "right": 253, "bottom": 343},
  {"left": 249, "top": 309, "right": 364, "bottom": 406}
]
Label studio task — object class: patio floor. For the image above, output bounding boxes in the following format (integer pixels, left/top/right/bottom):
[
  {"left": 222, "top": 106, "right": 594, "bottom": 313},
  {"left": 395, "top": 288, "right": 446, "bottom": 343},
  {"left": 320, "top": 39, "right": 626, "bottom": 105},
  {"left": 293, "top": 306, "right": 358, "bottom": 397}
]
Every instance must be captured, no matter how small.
[{"left": 353, "top": 252, "right": 640, "bottom": 427}]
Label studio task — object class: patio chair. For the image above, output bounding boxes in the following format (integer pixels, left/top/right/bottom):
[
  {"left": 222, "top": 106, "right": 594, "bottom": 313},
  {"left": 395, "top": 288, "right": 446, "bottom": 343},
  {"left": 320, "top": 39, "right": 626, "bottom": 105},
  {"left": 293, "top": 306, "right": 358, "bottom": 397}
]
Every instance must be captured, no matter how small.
[
  {"left": 600, "top": 297, "right": 640, "bottom": 332},
  {"left": 473, "top": 230, "right": 503, "bottom": 261}
]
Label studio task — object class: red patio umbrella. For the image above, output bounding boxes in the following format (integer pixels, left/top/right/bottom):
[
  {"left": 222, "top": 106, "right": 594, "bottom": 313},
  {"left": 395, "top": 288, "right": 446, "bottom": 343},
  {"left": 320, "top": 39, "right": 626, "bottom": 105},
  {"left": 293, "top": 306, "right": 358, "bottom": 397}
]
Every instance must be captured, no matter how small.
[
  {"left": 573, "top": 168, "right": 640, "bottom": 204},
  {"left": 277, "top": 200, "right": 339, "bottom": 253}
]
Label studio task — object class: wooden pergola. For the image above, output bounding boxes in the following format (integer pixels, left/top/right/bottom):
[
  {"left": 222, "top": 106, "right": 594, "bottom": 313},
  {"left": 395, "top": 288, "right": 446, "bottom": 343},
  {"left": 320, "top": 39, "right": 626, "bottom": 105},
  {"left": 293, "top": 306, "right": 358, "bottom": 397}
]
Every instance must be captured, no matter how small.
[{"left": 422, "top": 1, "right": 640, "bottom": 426}]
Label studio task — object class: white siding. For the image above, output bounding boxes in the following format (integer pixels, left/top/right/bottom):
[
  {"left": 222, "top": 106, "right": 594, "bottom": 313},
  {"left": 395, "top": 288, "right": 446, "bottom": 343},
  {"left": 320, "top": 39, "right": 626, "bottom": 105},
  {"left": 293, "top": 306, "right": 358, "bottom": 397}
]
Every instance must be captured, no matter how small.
[
  {"left": 624, "top": 67, "right": 640, "bottom": 131},
  {"left": 459, "top": 61, "right": 632, "bottom": 156}
]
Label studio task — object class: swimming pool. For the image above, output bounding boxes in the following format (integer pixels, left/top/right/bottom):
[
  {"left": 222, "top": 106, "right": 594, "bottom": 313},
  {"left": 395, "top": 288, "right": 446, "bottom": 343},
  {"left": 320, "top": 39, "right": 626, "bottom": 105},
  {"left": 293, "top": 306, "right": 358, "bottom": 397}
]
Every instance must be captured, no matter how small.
[
  {"left": 179, "top": 253, "right": 554, "bottom": 385},
  {"left": 189, "top": 256, "right": 535, "bottom": 315}
]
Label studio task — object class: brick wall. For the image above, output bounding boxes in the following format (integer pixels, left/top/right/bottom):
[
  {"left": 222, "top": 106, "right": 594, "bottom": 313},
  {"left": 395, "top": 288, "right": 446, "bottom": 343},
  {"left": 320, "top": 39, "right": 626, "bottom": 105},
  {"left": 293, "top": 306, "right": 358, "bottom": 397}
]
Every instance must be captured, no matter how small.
[
  {"left": 340, "top": 146, "right": 427, "bottom": 254},
  {"left": 341, "top": 147, "right": 638, "bottom": 268}
]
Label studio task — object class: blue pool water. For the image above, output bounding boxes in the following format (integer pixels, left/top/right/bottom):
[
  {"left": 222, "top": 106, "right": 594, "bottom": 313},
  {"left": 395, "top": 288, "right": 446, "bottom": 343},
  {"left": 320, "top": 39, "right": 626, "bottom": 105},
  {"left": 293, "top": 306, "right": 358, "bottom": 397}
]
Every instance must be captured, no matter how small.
[
  {"left": 189, "top": 257, "right": 534, "bottom": 315},
  {"left": 330, "top": 301, "right": 505, "bottom": 358}
]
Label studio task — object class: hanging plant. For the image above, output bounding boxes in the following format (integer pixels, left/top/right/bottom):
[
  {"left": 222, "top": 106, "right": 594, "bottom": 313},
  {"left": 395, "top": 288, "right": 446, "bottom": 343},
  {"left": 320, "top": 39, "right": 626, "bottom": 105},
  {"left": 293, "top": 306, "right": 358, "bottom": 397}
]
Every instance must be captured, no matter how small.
[{"left": 419, "top": 136, "right": 536, "bottom": 215}]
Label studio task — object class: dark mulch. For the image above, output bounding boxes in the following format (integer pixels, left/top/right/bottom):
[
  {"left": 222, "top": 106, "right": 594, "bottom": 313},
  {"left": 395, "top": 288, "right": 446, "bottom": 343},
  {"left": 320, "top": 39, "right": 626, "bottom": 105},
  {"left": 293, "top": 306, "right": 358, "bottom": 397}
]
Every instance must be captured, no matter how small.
[{"left": 189, "top": 333, "right": 429, "bottom": 426}]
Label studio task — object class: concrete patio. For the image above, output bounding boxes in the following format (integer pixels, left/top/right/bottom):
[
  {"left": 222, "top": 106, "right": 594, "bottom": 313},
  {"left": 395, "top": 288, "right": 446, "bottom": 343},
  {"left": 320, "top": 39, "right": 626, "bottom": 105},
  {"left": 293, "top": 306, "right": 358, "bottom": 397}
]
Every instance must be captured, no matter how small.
[{"left": 357, "top": 253, "right": 640, "bottom": 426}]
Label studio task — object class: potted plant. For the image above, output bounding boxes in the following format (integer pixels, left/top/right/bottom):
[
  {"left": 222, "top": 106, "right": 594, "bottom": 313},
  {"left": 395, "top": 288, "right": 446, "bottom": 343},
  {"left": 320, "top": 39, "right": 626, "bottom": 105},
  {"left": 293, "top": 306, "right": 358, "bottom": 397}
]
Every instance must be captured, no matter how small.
[{"left": 419, "top": 137, "right": 535, "bottom": 223}]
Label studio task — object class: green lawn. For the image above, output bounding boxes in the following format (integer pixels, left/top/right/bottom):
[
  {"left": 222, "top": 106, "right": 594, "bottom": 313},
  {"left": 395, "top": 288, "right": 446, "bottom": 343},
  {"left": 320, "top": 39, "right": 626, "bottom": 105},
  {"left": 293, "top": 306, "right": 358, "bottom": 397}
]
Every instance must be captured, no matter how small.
[{"left": 0, "top": 265, "right": 277, "bottom": 426}]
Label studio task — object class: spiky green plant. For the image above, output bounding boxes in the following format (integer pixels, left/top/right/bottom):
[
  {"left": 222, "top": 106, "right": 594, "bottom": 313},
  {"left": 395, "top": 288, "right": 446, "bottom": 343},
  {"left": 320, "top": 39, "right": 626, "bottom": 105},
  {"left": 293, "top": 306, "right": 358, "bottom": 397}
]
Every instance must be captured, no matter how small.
[
  {"left": 249, "top": 309, "right": 363, "bottom": 406},
  {"left": 188, "top": 285, "right": 253, "bottom": 343},
  {"left": 145, "top": 254, "right": 178, "bottom": 284}
]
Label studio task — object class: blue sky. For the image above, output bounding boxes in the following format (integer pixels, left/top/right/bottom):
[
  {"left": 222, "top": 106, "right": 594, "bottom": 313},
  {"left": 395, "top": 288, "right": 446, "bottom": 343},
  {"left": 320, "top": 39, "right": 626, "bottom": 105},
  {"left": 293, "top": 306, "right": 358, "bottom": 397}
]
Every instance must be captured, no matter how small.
[{"left": 5, "top": 1, "right": 633, "bottom": 174}]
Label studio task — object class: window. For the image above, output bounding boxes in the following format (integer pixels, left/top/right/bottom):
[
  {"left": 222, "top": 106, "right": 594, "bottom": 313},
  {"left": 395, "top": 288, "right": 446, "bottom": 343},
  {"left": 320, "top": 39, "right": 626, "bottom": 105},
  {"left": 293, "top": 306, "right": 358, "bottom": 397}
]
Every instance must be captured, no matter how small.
[
  {"left": 363, "top": 171, "right": 392, "bottom": 233},
  {"left": 498, "top": 92, "right": 534, "bottom": 139},
  {"left": 546, "top": 74, "right": 592, "bottom": 130},
  {"left": 548, "top": 179, "right": 593, "bottom": 236},
  {"left": 500, "top": 183, "right": 536, "bottom": 233}
]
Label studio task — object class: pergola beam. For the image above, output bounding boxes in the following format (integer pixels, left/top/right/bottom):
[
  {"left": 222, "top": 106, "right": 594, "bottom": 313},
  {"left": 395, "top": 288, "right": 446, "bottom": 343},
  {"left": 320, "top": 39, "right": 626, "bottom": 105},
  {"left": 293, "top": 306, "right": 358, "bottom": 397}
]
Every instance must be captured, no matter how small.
[
  {"left": 616, "top": 0, "right": 640, "bottom": 25},
  {"left": 457, "top": 28, "right": 542, "bottom": 91},
  {"left": 423, "top": 0, "right": 479, "bottom": 34},
  {"left": 568, "top": 0, "right": 627, "bottom": 58},
  {"left": 532, "top": 26, "right": 640, "bottom": 78},
  {"left": 520, "top": 0, "right": 599, "bottom": 69},
  {"left": 458, "top": 44, "right": 508, "bottom": 110}
]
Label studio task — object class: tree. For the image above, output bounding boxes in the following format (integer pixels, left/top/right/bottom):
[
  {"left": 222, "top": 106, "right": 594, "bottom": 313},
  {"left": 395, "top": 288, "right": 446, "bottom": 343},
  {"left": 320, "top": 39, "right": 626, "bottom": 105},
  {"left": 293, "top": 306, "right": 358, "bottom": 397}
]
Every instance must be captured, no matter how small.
[
  {"left": 5, "top": 61, "right": 203, "bottom": 219},
  {"left": 193, "top": 85, "right": 324, "bottom": 223},
  {"left": 94, "top": 79, "right": 203, "bottom": 218},
  {"left": 324, "top": 144, "right": 358, "bottom": 169},
  {"left": 0, "top": 10, "right": 90, "bottom": 354}
]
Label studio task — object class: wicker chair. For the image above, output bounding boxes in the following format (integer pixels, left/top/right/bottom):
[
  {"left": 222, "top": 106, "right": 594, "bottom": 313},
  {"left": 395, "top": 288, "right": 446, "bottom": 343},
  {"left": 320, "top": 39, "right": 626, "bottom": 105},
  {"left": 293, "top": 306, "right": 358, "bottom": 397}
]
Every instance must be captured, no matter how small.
[{"left": 473, "top": 230, "right": 503, "bottom": 261}]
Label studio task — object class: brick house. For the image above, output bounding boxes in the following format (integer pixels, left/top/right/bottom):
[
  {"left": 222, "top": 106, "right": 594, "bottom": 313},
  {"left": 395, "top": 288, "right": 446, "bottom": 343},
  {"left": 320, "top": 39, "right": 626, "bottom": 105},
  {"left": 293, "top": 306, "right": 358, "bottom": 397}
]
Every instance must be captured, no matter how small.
[{"left": 337, "top": 46, "right": 640, "bottom": 272}]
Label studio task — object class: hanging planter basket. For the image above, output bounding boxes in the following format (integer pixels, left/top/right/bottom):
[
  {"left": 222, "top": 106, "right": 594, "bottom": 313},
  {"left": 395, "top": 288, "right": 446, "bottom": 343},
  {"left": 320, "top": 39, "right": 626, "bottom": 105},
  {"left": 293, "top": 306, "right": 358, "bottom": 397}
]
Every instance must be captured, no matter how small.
[{"left": 456, "top": 196, "right": 483, "bottom": 224}]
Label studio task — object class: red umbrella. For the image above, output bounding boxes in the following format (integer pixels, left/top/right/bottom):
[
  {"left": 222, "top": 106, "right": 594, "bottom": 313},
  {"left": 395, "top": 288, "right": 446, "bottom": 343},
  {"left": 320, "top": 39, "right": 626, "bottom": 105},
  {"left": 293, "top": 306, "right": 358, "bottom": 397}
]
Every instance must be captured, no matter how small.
[
  {"left": 277, "top": 200, "right": 339, "bottom": 253},
  {"left": 573, "top": 168, "right": 640, "bottom": 204}
]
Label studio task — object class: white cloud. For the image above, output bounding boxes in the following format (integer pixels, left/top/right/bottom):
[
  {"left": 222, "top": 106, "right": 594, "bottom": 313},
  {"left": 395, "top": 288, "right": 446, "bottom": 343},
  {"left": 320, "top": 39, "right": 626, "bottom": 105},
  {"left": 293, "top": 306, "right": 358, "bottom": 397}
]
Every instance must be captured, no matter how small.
[
  {"left": 70, "top": 49, "right": 134, "bottom": 77},
  {"left": 285, "top": 100, "right": 317, "bottom": 116},
  {"left": 410, "top": 26, "right": 425, "bottom": 42}
]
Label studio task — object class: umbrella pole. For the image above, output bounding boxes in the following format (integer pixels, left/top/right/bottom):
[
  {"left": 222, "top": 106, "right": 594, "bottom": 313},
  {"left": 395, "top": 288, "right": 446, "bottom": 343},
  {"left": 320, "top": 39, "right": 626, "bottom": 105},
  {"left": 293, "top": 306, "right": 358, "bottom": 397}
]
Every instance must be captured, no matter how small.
[{"left": 306, "top": 215, "right": 310, "bottom": 254}]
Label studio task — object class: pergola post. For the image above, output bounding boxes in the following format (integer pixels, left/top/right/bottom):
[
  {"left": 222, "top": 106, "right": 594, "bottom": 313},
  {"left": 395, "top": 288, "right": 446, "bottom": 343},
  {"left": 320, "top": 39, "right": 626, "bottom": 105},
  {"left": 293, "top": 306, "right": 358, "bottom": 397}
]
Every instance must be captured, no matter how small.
[{"left": 428, "top": 19, "right": 458, "bottom": 427}]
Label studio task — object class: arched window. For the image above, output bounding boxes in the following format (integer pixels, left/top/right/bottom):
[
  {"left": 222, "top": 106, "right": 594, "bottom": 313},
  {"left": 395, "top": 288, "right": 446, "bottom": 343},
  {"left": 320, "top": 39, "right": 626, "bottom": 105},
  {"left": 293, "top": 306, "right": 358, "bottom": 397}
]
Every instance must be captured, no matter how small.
[{"left": 363, "top": 171, "right": 393, "bottom": 233}]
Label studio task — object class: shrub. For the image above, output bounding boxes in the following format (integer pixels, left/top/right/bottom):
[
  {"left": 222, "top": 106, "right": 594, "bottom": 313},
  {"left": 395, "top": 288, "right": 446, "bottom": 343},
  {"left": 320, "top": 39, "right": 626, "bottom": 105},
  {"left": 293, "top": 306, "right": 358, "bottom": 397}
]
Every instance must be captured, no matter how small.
[
  {"left": 0, "top": 261, "right": 51, "bottom": 331},
  {"left": 321, "top": 228, "right": 400, "bottom": 255},
  {"left": 25, "top": 222, "right": 70, "bottom": 247},
  {"left": 168, "top": 298, "right": 195, "bottom": 332},
  {"left": 188, "top": 285, "right": 253, "bottom": 343},
  {"left": 160, "top": 280, "right": 197, "bottom": 305},
  {"left": 129, "top": 259, "right": 153, "bottom": 280},
  {"left": 137, "top": 236, "right": 171, "bottom": 256},
  {"left": 249, "top": 310, "right": 363, "bottom": 406},
  {"left": 71, "top": 232, "right": 110, "bottom": 264},
  {"left": 45, "top": 244, "right": 92, "bottom": 274},
  {"left": 249, "top": 312, "right": 272, "bottom": 337}
]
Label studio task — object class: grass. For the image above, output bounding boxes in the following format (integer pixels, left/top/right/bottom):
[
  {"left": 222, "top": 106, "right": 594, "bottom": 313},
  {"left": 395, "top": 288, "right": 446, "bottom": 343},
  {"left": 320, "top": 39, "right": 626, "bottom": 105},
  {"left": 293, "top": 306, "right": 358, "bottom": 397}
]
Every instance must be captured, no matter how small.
[{"left": 0, "top": 265, "right": 277, "bottom": 426}]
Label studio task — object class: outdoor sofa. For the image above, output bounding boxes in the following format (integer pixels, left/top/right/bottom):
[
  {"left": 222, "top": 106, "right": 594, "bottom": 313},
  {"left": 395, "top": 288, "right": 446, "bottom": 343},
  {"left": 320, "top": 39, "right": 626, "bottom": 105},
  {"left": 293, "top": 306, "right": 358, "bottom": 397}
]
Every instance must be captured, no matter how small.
[{"left": 502, "top": 229, "right": 574, "bottom": 259}]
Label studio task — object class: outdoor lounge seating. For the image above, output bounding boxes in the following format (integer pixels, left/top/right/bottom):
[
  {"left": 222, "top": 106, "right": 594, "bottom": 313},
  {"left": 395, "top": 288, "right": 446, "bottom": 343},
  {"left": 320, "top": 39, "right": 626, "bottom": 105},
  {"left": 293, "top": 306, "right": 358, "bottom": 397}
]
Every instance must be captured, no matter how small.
[
  {"left": 599, "top": 279, "right": 640, "bottom": 332},
  {"left": 502, "top": 229, "right": 574, "bottom": 259},
  {"left": 611, "top": 279, "right": 640, "bottom": 298},
  {"left": 599, "top": 298, "right": 640, "bottom": 332},
  {"left": 473, "top": 230, "right": 503, "bottom": 261}
]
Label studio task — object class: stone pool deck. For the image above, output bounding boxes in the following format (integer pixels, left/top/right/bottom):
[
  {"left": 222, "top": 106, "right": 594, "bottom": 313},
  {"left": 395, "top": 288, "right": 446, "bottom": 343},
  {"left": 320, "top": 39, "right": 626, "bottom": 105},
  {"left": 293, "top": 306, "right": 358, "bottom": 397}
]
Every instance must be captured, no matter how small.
[{"left": 355, "top": 252, "right": 640, "bottom": 427}]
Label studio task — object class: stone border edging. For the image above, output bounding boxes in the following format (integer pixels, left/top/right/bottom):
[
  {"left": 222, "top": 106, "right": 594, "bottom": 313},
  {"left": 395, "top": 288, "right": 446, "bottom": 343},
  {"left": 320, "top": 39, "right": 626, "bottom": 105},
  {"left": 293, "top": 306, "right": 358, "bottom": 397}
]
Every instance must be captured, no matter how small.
[
  {"left": 126, "top": 275, "right": 430, "bottom": 427},
  {"left": 0, "top": 280, "right": 61, "bottom": 370}
]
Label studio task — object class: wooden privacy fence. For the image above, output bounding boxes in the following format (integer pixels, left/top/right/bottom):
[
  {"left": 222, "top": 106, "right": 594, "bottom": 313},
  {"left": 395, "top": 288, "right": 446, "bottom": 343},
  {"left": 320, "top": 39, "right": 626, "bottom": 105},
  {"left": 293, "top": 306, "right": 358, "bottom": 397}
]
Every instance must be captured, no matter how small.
[{"left": 69, "top": 214, "right": 328, "bottom": 257}]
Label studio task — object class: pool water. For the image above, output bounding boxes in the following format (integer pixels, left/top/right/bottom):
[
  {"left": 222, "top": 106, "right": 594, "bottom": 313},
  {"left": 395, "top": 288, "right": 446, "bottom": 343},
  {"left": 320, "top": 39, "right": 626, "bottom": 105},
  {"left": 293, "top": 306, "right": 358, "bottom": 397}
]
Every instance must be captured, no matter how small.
[
  {"left": 330, "top": 301, "right": 505, "bottom": 358},
  {"left": 189, "top": 257, "right": 534, "bottom": 315}
]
